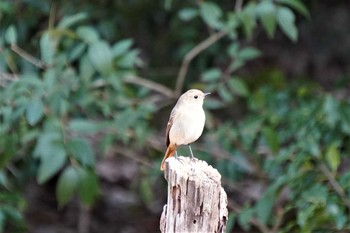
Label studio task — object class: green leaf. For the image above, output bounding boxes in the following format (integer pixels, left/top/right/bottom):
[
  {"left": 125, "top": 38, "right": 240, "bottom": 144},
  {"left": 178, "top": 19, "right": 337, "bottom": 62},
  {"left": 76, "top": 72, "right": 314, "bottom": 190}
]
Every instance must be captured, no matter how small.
[
  {"left": 117, "top": 49, "right": 141, "bottom": 68},
  {"left": 257, "top": 1, "right": 277, "bottom": 38},
  {"left": 238, "top": 206, "right": 253, "bottom": 231},
  {"left": 57, "top": 12, "right": 88, "bottom": 29},
  {"left": 69, "top": 119, "right": 108, "bottom": 134},
  {"left": 77, "top": 168, "right": 99, "bottom": 205},
  {"left": 339, "top": 171, "right": 350, "bottom": 188},
  {"left": 218, "top": 84, "right": 234, "bottom": 103},
  {"left": 262, "top": 126, "right": 280, "bottom": 153},
  {"left": 199, "top": 2, "right": 223, "bottom": 29},
  {"left": 79, "top": 55, "right": 95, "bottom": 81},
  {"left": 325, "top": 143, "right": 340, "bottom": 172},
  {"left": 21, "top": 129, "right": 39, "bottom": 145},
  {"left": 37, "top": 147, "right": 67, "bottom": 184},
  {"left": 229, "top": 60, "right": 245, "bottom": 72},
  {"left": 178, "top": 8, "right": 198, "bottom": 21},
  {"left": 26, "top": 98, "right": 44, "bottom": 126},
  {"left": 226, "top": 213, "right": 235, "bottom": 233},
  {"left": 204, "top": 98, "right": 224, "bottom": 109},
  {"left": 228, "top": 42, "right": 239, "bottom": 57},
  {"left": 301, "top": 184, "right": 328, "bottom": 205},
  {"left": 5, "top": 25, "right": 17, "bottom": 45},
  {"left": 323, "top": 95, "right": 339, "bottom": 127},
  {"left": 238, "top": 3, "right": 257, "bottom": 40},
  {"left": 68, "top": 43, "right": 86, "bottom": 62},
  {"left": 297, "top": 204, "right": 316, "bottom": 227},
  {"left": 1, "top": 205, "right": 23, "bottom": 225},
  {"left": 277, "top": 7, "right": 298, "bottom": 42},
  {"left": 34, "top": 131, "right": 60, "bottom": 159},
  {"left": 237, "top": 47, "right": 261, "bottom": 61},
  {"left": 226, "top": 12, "right": 239, "bottom": 35},
  {"left": 255, "top": 189, "right": 275, "bottom": 225},
  {"left": 56, "top": 166, "right": 79, "bottom": 206},
  {"left": 305, "top": 136, "right": 320, "bottom": 158},
  {"left": 340, "top": 108, "right": 350, "bottom": 134},
  {"left": 67, "top": 138, "right": 95, "bottom": 166},
  {"left": 140, "top": 178, "right": 153, "bottom": 204},
  {"left": 278, "top": 0, "right": 309, "bottom": 17},
  {"left": 40, "top": 32, "right": 56, "bottom": 64},
  {"left": 334, "top": 210, "right": 347, "bottom": 230},
  {"left": 0, "top": 210, "right": 4, "bottom": 232},
  {"left": 77, "top": 26, "right": 100, "bottom": 44},
  {"left": 0, "top": 171, "right": 9, "bottom": 189},
  {"left": 112, "top": 39, "right": 133, "bottom": 57},
  {"left": 297, "top": 185, "right": 328, "bottom": 227},
  {"left": 88, "top": 41, "right": 113, "bottom": 76},
  {"left": 202, "top": 68, "right": 222, "bottom": 82},
  {"left": 34, "top": 131, "right": 67, "bottom": 184},
  {"left": 228, "top": 78, "right": 249, "bottom": 97}
]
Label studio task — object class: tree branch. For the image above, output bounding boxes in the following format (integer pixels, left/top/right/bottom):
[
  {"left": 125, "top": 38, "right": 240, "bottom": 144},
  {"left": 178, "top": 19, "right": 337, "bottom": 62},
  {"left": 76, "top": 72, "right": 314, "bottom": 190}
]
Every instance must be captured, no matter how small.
[
  {"left": 124, "top": 75, "right": 175, "bottom": 98},
  {"left": 114, "top": 146, "right": 153, "bottom": 168},
  {"left": 319, "top": 163, "right": 350, "bottom": 211},
  {"left": 78, "top": 203, "right": 91, "bottom": 233},
  {"left": 0, "top": 72, "right": 18, "bottom": 81},
  {"left": 235, "top": 0, "right": 243, "bottom": 12},
  {"left": 11, "top": 44, "right": 49, "bottom": 69},
  {"left": 175, "top": 30, "right": 227, "bottom": 96}
]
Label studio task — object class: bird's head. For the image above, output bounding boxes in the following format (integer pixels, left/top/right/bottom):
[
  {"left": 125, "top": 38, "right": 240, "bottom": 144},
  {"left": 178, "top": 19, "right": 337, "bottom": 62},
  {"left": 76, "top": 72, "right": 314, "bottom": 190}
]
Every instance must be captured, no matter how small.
[{"left": 179, "top": 89, "right": 210, "bottom": 107}]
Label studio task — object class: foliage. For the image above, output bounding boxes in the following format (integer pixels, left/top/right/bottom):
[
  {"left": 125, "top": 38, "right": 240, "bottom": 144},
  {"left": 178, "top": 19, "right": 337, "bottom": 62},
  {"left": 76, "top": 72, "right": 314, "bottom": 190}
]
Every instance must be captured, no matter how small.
[
  {"left": 1, "top": 0, "right": 350, "bottom": 232},
  {"left": 1, "top": 1, "right": 152, "bottom": 231},
  {"left": 209, "top": 81, "right": 350, "bottom": 232}
]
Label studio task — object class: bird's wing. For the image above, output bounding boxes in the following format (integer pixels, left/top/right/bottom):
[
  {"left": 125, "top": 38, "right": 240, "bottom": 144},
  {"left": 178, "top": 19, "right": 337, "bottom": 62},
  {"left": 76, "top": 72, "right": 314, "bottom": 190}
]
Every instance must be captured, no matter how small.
[{"left": 165, "top": 107, "right": 177, "bottom": 147}]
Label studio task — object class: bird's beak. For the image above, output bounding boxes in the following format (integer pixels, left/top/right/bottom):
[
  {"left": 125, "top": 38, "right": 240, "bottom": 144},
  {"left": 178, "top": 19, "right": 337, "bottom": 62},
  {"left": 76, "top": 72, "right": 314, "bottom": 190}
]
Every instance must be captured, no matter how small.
[{"left": 204, "top": 92, "right": 211, "bottom": 97}]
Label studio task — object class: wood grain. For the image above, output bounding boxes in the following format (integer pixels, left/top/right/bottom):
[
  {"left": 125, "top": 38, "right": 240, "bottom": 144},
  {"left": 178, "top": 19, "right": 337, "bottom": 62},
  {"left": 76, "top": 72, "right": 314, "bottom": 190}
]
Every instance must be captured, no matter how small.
[{"left": 160, "top": 156, "right": 228, "bottom": 233}]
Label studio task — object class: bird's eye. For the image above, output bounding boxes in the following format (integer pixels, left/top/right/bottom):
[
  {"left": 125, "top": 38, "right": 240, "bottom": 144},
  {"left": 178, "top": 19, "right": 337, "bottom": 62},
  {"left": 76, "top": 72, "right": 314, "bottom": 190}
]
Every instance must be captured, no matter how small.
[{"left": 194, "top": 95, "right": 198, "bottom": 99}]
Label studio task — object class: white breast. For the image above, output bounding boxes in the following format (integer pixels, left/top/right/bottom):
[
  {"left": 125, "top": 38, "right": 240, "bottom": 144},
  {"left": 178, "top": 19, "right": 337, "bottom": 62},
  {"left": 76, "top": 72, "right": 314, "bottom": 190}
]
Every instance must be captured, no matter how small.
[{"left": 169, "top": 105, "right": 205, "bottom": 146}]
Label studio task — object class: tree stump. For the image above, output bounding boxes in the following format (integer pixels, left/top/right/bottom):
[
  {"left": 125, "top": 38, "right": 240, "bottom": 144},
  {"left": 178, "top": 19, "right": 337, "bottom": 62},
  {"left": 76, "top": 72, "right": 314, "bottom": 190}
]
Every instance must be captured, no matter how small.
[{"left": 160, "top": 156, "right": 228, "bottom": 233}]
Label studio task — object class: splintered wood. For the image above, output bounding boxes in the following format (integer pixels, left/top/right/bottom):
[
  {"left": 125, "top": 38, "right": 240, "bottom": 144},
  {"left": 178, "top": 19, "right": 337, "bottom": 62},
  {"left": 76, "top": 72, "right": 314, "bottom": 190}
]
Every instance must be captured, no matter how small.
[{"left": 160, "top": 156, "right": 228, "bottom": 233}]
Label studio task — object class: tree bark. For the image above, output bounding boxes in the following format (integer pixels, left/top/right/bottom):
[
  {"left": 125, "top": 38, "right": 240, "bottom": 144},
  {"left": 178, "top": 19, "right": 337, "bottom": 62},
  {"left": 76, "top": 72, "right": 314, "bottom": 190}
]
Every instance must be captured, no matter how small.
[{"left": 160, "top": 156, "right": 228, "bottom": 233}]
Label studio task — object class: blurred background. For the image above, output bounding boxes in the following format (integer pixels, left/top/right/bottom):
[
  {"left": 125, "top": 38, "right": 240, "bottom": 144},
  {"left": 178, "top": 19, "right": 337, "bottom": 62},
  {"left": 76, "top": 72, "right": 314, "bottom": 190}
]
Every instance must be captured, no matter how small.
[{"left": 1, "top": 0, "right": 350, "bottom": 232}]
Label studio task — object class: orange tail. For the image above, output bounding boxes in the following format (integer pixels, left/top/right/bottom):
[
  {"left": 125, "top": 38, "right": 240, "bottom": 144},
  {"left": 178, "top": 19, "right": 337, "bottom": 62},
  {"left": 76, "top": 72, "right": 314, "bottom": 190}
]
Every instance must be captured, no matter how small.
[{"left": 160, "top": 144, "right": 176, "bottom": 171}]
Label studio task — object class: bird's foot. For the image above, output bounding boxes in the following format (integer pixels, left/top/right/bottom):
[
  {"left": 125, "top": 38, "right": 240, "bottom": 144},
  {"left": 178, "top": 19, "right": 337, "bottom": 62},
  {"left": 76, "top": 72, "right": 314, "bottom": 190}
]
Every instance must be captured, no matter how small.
[
  {"left": 174, "top": 151, "right": 178, "bottom": 159},
  {"left": 188, "top": 144, "right": 198, "bottom": 162}
]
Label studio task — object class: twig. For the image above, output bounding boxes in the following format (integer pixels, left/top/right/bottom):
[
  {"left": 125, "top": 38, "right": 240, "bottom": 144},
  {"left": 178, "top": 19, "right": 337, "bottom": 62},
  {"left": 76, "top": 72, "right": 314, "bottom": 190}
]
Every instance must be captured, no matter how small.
[
  {"left": 115, "top": 146, "right": 153, "bottom": 168},
  {"left": 271, "top": 207, "right": 283, "bottom": 233},
  {"left": 11, "top": 44, "right": 49, "bottom": 69},
  {"left": 124, "top": 75, "right": 175, "bottom": 98},
  {"left": 147, "top": 135, "right": 165, "bottom": 152},
  {"left": 48, "top": 0, "right": 56, "bottom": 30},
  {"left": 235, "top": 0, "right": 243, "bottom": 12},
  {"left": 319, "top": 163, "right": 350, "bottom": 211},
  {"left": 0, "top": 72, "right": 18, "bottom": 81},
  {"left": 175, "top": 30, "right": 227, "bottom": 96},
  {"left": 90, "top": 75, "right": 175, "bottom": 99},
  {"left": 0, "top": 72, "right": 18, "bottom": 87},
  {"left": 78, "top": 203, "right": 91, "bottom": 233}
]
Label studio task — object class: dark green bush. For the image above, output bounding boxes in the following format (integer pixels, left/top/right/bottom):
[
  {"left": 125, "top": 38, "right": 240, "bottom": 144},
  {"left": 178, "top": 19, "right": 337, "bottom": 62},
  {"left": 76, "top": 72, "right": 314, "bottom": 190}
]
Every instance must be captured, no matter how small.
[{"left": 210, "top": 82, "right": 350, "bottom": 232}]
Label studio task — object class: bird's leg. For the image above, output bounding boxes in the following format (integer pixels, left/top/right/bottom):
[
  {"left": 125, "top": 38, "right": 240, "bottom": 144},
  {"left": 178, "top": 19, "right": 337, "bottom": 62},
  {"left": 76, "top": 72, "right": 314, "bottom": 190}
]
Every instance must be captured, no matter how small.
[
  {"left": 188, "top": 144, "right": 196, "bottom": 160},
  {"left": 174, "top": 150, "right": 178, "bottom": 158}
]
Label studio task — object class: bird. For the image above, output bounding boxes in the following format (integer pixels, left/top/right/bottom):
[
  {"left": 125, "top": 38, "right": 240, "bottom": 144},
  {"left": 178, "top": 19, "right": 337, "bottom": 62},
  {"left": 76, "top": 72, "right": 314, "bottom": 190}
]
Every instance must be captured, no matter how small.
[{"left": 160, "top": 89, "right": 210, "bottom": 171}]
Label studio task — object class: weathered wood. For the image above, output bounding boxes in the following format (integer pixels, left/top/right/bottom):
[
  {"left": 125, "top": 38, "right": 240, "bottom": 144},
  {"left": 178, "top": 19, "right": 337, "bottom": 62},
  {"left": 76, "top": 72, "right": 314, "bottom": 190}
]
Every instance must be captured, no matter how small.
[{"left": 160, "top": 156, "right": 228, "bottom": 233}]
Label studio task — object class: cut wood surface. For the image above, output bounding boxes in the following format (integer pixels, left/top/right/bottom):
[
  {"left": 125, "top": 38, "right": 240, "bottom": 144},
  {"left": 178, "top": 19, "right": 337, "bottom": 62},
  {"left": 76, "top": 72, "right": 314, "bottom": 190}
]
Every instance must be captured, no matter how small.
[{"left": 160, "top": 156, "right": 228, "bottom": 233}]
